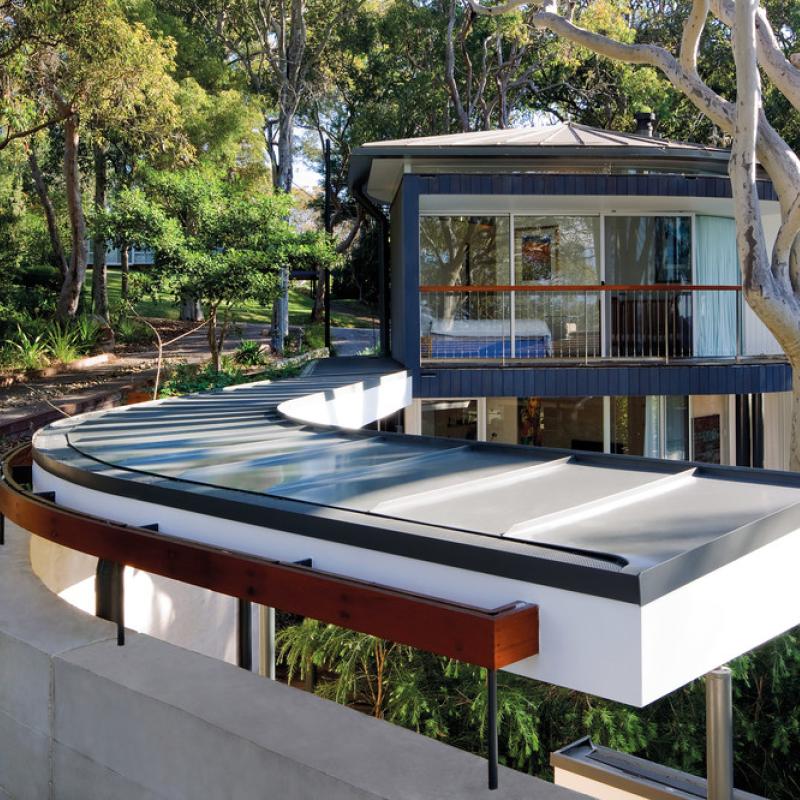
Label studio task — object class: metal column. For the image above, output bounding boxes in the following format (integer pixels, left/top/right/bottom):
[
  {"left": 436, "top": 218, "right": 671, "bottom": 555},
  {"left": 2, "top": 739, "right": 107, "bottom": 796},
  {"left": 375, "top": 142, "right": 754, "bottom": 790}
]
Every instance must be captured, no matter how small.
[
  {"left": 324, "top": 138, "right": 332, "bottom": 351},
  {"left": 707, "top": 666, "right": 734, "bottom": 800},
  {"left": 237, "top": 599, "right": 252, "bottom": 671},
  {"left": 487, "top": 669, "right": 498, "bottom": 790},
  {"left": 258, "top": 605, "right": 276, "bottom": 680}
]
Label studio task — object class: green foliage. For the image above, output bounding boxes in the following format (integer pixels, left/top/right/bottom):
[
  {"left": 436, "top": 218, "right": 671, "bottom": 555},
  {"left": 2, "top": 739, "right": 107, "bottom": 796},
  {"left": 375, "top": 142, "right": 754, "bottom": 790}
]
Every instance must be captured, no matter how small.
[
  {"left": 159, "top": 362, "right": 246, "bottom": 396},
  {"left": 73, "top": 315, "right": 102, "bottom": 352},
  {"left": 44, "top": 322, "right": 81, "bottom": 364},
  {"left": 159, "top": 359, "right": 305, "bottom": 397},
  {"left": 112, "top": 314, "right": 156, "bottom": 346},
  {"left": 4, "top": 325, "right": 49, "bottom": 371},
  {"left": 278, "top": 617, "right": 800, "bottom": 797},
  {"left": 233, "top": 339, "right": 267, "bottom": 366},
  {"left": 302, "top": 324, "right": 326, "bottom": 351}
]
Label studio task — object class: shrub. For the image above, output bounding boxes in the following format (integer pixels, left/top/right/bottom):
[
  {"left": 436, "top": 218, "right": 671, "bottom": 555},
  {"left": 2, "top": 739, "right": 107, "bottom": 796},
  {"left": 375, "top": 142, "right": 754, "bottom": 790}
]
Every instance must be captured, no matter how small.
[
  {"left": 114, "top": 315, "right": 155, "bottom": 346},
  {"left": 5, "top": 325, "right": 49, "bottom": 371},
  {"left": 233, "top": 339, "right": 266, "bottom": 366},
  {"left": 73, "top": 315, "right": 102, "bottom": 353},
  {"left": 45, "top": 323, "right": 81, "bottom": 365}
]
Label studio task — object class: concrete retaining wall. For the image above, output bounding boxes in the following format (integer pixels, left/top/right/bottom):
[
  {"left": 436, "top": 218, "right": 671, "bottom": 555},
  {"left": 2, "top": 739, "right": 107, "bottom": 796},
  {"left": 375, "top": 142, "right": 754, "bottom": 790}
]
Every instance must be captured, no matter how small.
[{"left": 0, "top": 520, "right": 585, "bottom": 800}]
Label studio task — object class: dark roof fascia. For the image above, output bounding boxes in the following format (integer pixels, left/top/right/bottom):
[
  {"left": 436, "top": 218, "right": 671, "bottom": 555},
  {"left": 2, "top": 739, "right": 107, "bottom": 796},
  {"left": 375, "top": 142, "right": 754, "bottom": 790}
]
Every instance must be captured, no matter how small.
[{"left": 348, "top": 145, "right": 737, "bottom": 191}]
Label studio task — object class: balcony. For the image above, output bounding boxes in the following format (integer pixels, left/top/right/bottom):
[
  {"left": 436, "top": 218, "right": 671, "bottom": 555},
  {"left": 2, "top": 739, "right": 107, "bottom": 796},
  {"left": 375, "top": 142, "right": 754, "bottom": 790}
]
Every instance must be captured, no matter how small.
[{"left": 419, "top": 283, "right": 742, "bottom": 364}]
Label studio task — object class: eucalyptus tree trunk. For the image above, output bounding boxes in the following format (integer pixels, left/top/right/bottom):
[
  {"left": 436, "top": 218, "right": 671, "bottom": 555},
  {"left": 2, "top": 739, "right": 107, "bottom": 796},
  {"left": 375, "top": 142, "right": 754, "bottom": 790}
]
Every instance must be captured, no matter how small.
[
  {"left": 56, "top": 114, "right": 88, "bottom": 320},
  {"left": 27, "top": 147, "right": 68, "bottom": 280},
  {"left": 466, "top": 0, "right": 800, "bottom": 470},
  {"left": 91, "top": 143, "right": 109, "bottom": 322}
]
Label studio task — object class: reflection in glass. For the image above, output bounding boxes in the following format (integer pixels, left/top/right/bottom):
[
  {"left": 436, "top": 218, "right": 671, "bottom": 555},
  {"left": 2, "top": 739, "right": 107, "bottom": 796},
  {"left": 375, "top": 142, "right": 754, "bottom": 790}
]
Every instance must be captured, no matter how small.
[
  {"left": 692, "top": 395, "right": 726, "bottom": 464},
  {"left": 486, "top": 396, "right": 603, "bottom": 451},
  {"left": 420, "top": 216, "right": 509, "bottom": 286},
  {"left": 421, "top": 399, "right": 478, "bottom": 440},
  {"left": 665, "top": 395, "right": 689, "bottom": 460},
  {"left": 420, "top": 216, "right": 511, "bottom": 360},
  {"left": 611, "top": 396, "right": 660, "bottom": 457}
]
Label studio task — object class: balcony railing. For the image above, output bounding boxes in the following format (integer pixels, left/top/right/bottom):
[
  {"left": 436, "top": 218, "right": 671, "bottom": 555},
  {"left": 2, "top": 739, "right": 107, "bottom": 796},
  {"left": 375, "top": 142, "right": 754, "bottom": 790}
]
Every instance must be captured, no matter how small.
[{"left": 419, "top": 284, "right": 742, "bottom": 364}]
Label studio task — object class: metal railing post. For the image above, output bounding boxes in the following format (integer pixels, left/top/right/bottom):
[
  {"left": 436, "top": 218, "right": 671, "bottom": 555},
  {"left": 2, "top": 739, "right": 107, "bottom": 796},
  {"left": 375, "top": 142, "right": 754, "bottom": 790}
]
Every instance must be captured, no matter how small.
[
  {"left": 96, "top": 559, "right": 125, "bottom": 646},
  {"left": 664, "top": 291, "right": 670, "bottom": 364},
  {"left": 237, "top": 598, "right": 253, "bottom": 671},
  {"left": 707, "top": 666, "right": 734, "bottom": 800}
]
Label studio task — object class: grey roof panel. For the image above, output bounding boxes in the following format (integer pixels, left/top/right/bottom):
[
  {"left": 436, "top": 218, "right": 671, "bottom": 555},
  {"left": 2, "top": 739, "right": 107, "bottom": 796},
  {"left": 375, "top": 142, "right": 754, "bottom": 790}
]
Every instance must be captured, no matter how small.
[{"left": 32, "top": 357, "right": 800, "bottom": 605}]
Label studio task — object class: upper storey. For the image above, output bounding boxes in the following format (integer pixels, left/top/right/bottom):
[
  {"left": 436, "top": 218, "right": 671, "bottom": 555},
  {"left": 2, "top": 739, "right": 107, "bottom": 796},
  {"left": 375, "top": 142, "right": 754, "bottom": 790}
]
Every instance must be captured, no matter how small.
[{"left": 348, "top": 121, "right": 788, "bottom": 392}]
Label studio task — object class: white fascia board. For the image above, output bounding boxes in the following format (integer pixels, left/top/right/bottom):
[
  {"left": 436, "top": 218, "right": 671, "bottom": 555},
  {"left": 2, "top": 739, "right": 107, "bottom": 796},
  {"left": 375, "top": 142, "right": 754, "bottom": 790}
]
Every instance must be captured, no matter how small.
[{"left": 639, "top": 525, "right": 800, "bottom": 705}]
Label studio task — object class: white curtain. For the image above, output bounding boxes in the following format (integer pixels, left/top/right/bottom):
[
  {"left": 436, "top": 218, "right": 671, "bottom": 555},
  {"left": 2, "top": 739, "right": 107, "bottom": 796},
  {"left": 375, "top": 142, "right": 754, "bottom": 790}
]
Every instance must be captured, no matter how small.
[
  {"left": 643, "top": 396, "right": 661, "bottom": 458},
  {"left": 694, "top": 216, "right": 739, "bottom": 356}
]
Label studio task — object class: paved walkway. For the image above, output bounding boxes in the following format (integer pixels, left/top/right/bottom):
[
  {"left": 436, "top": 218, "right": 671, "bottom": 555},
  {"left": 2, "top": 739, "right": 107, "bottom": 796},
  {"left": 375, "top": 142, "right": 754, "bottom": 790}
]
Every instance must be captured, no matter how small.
[
  {"left": 331, "top": 326, "right": 380, "bottom": 357},
  {"left": 0, "top": 322, "right": 271, "bottom": 436}
]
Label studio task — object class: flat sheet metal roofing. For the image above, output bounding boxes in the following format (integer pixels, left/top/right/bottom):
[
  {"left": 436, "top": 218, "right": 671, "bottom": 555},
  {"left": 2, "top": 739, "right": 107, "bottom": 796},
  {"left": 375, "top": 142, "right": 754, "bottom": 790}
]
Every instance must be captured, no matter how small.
[{"left": 33, "top": 358, "right": 800, "bottom": 606}]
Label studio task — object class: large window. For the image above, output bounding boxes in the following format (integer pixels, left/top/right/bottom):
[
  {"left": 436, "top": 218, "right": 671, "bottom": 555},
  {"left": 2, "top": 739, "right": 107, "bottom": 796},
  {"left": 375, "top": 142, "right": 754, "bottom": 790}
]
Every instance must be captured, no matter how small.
[
  {"left": 604, "top": 216, "right": 693, "bottom": 358},
  {"left": 486, "top": 396, "right": 604, "bottom": 451},
  {"left": 420, "top": 216, "right": 509, "bottom": 286},
  {"left": 604, "top": 216, "right": 691, "bottom": 285},
  {"left": 610, "top": 396, "right": 689, "bottom": 459},
  {"left": 421, "top": 399, "right": 478, "bottom": 440},
  {"left": 420, "top": 217, "right": 511, "bottom": 360},
  {"left": 422, "top": 395, "right": 717, "bottom": 462},
  {"left": 514, "top": 216, "right": 601, "bottom": 358},
  {"left": 418, "top": 213, "right": 739, "bottom": 363}
]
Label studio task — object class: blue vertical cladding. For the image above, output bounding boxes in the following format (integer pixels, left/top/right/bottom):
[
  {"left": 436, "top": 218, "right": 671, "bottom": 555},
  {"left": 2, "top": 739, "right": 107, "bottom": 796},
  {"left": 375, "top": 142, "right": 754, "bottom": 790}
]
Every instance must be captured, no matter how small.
[
  {"left": 415, "top": 174, "right": 778, "bottom": 201},
  {"left": 412, "top": 363, "right": 792, "bottom": 398},
  {"left": 402, "top": 176, "right": 421, "bottom": 372}
]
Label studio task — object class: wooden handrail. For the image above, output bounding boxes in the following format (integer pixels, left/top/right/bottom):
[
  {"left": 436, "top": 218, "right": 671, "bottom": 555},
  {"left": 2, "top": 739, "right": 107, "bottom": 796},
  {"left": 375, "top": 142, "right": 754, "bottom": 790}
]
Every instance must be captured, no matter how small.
[
  {"left": 420, "top": 283, "right": 742, "bottom": 293},
  {"left": 0, "top": 445, "right": 538, "bottom": 670}
]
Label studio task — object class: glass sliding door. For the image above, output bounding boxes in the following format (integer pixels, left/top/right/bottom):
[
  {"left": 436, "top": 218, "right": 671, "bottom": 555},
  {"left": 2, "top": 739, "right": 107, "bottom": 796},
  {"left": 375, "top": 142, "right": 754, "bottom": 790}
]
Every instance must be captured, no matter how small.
[
  {"left": 605, "top": 216, "right": 692, "bottom": 358},
  {"left": 513, "top": 216, "right": 601, "bottom": 359},
  {"left": 419, "top": 216, "right": 510, "bottom": 360}
]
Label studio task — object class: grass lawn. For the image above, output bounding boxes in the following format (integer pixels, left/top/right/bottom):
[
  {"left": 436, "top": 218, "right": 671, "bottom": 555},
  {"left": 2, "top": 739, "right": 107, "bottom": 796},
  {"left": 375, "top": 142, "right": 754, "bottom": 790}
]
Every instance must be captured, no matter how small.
[{"left": 84, "top": 268, "right": 377, "bottom": 328}]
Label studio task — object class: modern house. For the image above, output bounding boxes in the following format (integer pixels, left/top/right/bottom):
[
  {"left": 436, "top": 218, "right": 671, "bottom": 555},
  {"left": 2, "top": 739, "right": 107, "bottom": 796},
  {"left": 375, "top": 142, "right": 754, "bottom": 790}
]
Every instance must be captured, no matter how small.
[
  {"left": 86, "top": 241, "right": 155, "bottom": 267},
  {"left": 348, "top": 117, "right": 792, "bottom": 470}
]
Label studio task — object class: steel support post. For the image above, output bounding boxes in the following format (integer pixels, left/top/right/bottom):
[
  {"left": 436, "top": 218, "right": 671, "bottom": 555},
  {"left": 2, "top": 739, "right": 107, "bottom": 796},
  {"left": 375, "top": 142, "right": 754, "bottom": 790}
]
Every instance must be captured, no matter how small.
[
  {"left": 707, "top": 666, "right": 734, "bottom": 800},
  {"left": 95, "top": 559, "right": 125, "bottom": 646},
  {"left": 258, "top": 605, "right": 276, "bottom": 680},
  {"left": 487, "top": 669, "right": 498, "bottom": 790},
  {"left": 237, "top": 598, "right": 253, "bottom": 671}
]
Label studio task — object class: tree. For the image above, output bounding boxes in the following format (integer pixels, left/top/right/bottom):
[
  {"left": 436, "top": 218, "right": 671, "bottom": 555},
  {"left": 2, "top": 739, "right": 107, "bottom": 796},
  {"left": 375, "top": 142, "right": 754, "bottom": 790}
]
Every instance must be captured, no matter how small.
[
  {"left": 462, "top": 0, "right": 800, "bottom": 470},
  {"left": 5, "top": 0, "right": 183, "bottom": 319},
  {"left": 127, "top": 169, "right": 338, "bottom": 369}
]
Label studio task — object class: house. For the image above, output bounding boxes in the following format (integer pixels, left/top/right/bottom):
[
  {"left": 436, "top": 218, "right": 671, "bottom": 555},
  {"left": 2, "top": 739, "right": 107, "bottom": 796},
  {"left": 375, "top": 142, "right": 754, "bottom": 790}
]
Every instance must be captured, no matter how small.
[
  {"left": 86, "top": 241, "right": 155, "bottom": 267},
  {"left": 348, "top": 116, "right": 792, "bottom": 470}
]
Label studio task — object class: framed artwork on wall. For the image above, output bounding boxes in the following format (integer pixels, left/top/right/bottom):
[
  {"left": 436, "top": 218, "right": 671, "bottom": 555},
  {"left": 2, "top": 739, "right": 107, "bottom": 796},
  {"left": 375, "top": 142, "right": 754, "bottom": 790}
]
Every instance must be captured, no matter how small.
[{"left": 519, "top": 226, "right": 558, "bottom": 281}]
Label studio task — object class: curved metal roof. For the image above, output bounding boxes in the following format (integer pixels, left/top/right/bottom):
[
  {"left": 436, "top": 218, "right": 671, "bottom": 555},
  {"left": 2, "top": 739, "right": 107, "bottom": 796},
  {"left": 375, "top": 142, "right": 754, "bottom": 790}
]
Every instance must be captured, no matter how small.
[{"left": 32, "top": 357, "right": 800, "bottom": 606}]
